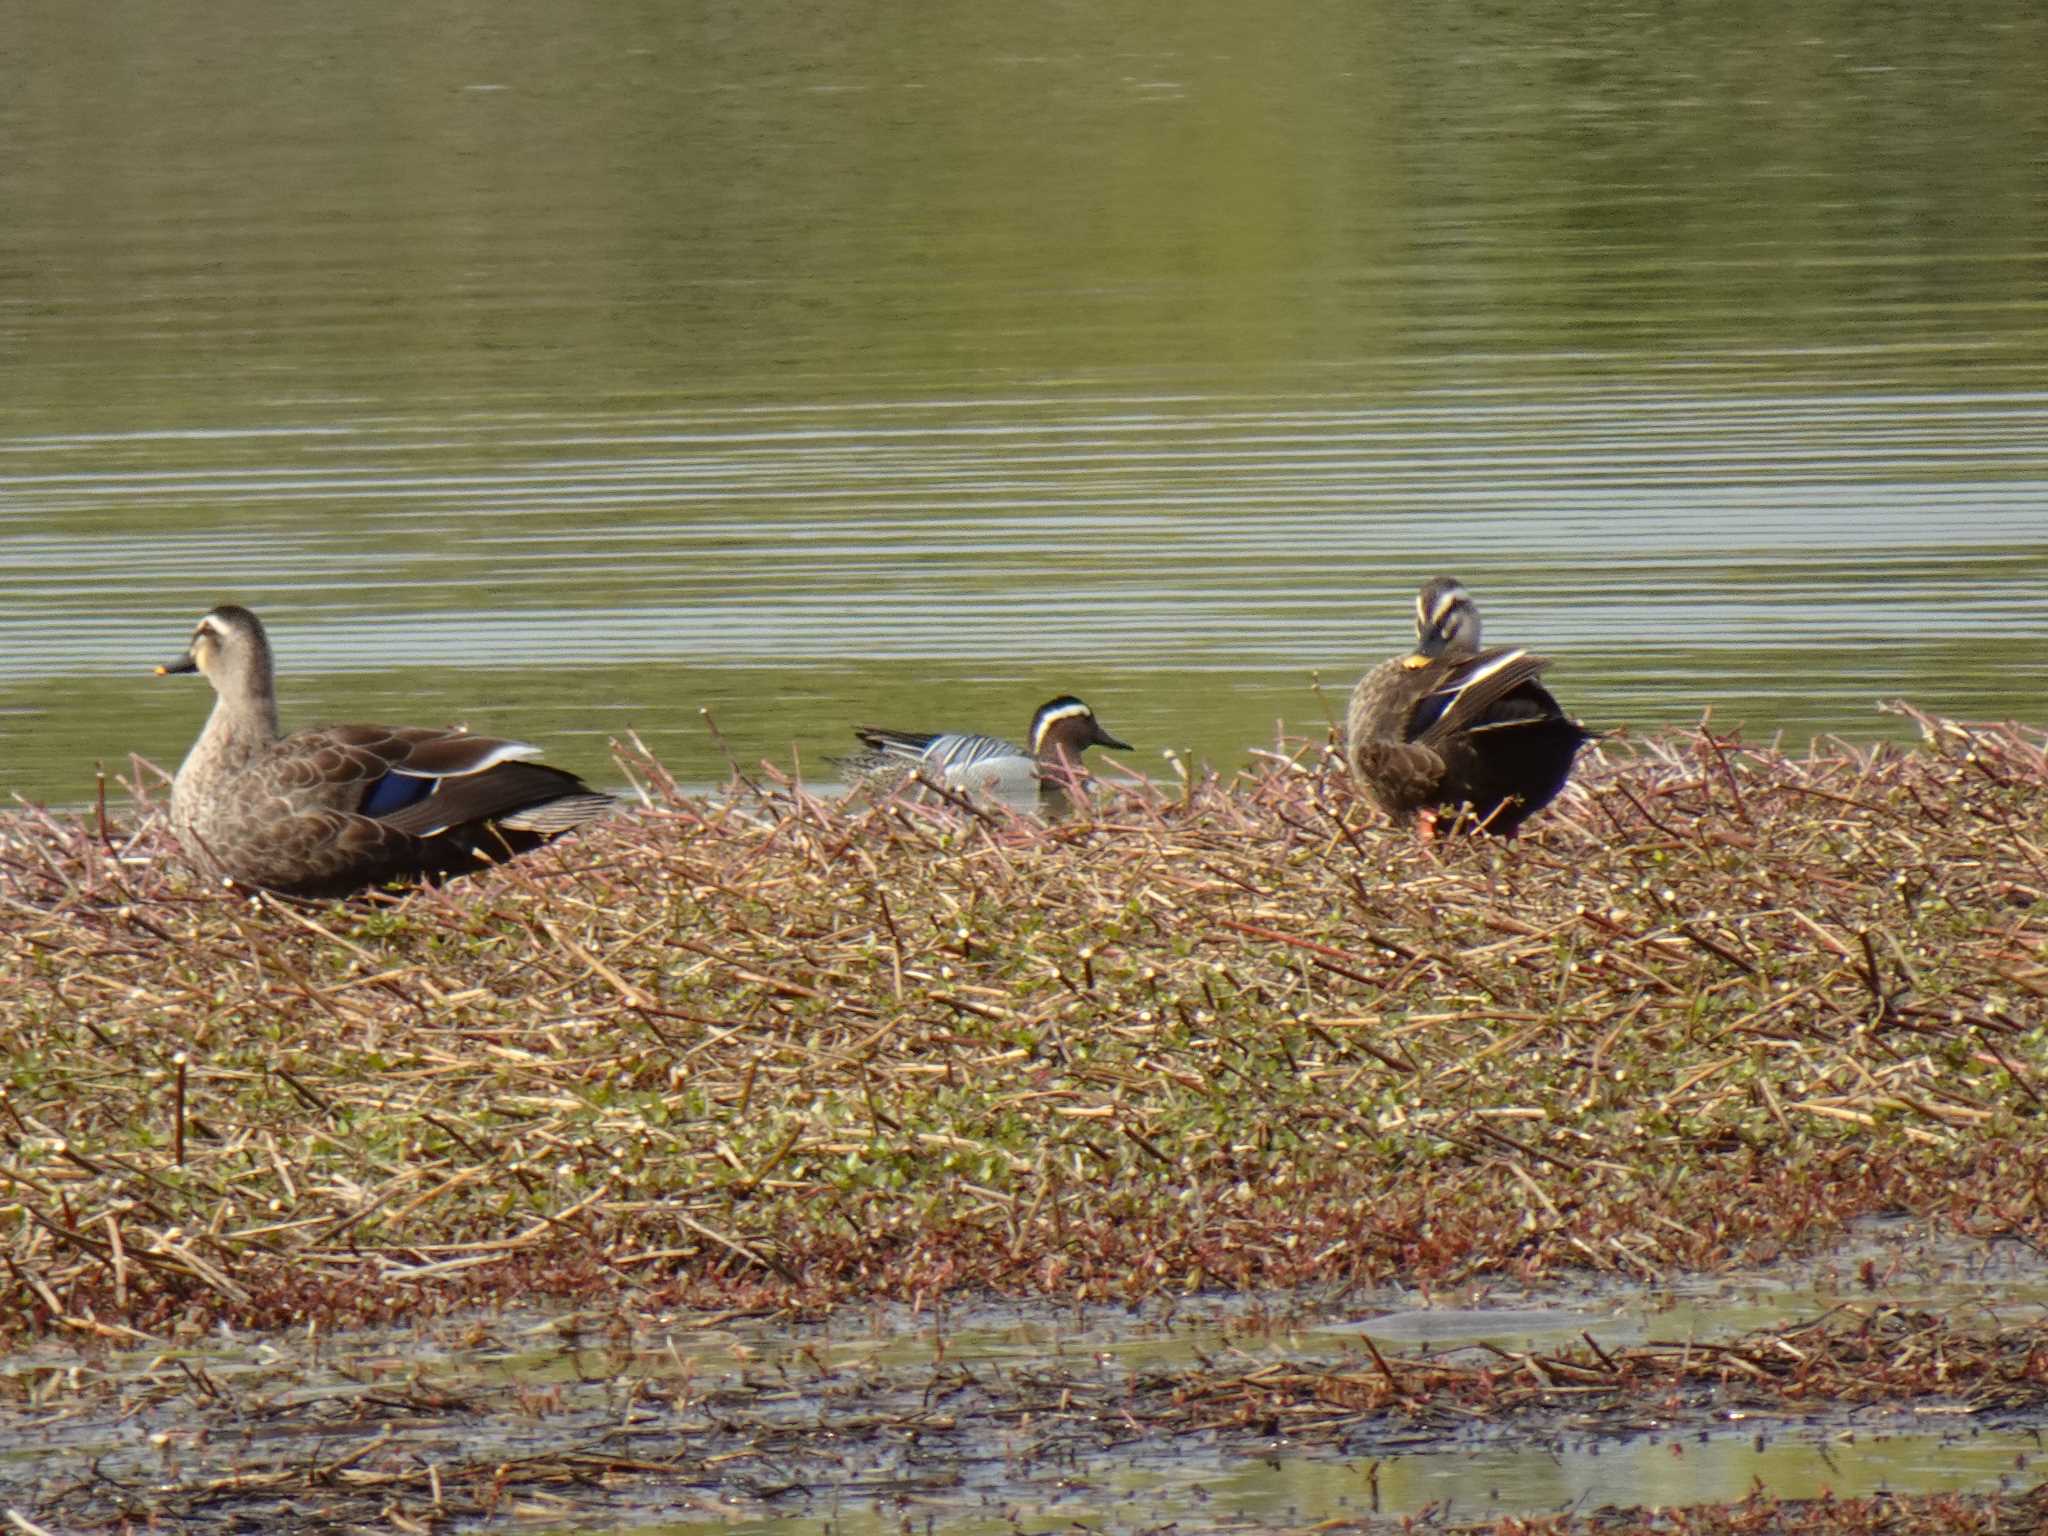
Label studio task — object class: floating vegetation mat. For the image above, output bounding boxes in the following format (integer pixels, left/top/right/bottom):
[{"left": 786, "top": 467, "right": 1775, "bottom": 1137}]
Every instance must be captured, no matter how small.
[{"left": 0, "top": 703, "right": 2043, "bottom": 1334}]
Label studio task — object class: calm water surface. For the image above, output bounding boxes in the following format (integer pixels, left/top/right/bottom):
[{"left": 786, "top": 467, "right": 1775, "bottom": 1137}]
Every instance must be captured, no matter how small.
[{"left": 3, "top": 3, "right": 2046, "bottom": 803}]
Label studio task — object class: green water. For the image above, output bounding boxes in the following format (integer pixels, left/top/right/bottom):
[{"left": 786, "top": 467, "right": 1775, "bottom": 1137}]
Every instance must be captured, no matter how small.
[{"left": 3, "top": 2, "right": 2046, "bottom": 803}]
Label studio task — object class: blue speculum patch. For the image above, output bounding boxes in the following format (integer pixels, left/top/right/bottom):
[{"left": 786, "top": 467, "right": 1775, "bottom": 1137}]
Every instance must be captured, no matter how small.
[
  {"left": 1410, "top": 689, "right": 1455, "bottom": 736},
  {"left": 360, "top": 771, "right": 436, "bottom": 819}
]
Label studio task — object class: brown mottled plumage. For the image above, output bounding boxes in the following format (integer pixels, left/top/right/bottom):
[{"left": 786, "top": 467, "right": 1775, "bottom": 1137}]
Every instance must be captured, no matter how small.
[
  {"left": 1346, "top": 578, "right": 1595, "bottom": 837},
  {"left": 158, "top": 606, "right": 612, "bottom": 897}
]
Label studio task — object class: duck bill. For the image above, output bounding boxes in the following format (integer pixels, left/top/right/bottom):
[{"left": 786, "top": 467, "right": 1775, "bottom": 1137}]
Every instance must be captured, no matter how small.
[
  {"left": 155, "top": 654, "right": 198, "bottom": 676},
  {"left": 1412, "top": 629, "right": 1452, "bottom": 661},
  {"left": 1096, "top": 730, "right": 1134, "bottom": 752}
]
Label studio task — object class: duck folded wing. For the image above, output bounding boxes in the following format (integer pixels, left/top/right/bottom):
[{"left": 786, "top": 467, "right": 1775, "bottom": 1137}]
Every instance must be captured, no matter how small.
[
  {"left": 367, "top": 727, "right": 544, "bottom": 779},
  {"left": 263, "top": 725, "right": 536, "bottom": 806},
  {"left": 849, "top": 727, "right": 1024, "bottom": 776},
  {"left": 1412, "top": 648, "right": 1557, "bottom": 743},
  {"left": 914, "top": 732, "right": 1021, "bottom": 774},
  {"left": 231, "top": 760, "right": 608, "bottom": 895},
  {"left": 376, "top": 760, "right": 610, "bottom": 838},
  {"left": 849, "top": 725, "right": 944, "bottom": 764},
  {"left": 261, "top": 724, "right": 609, "bottom": 841}
]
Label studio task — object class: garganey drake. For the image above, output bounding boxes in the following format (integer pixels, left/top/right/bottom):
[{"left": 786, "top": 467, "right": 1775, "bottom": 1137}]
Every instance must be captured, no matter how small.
[
  {"left": 1345, "top": 577, "right": 1595, "bottom": 837},
  {"left": 156, "top": 604, "right": 613, "bottom": 897},
  {"left": 836, "top": 694, "right": 1132, "bottom": 815}
]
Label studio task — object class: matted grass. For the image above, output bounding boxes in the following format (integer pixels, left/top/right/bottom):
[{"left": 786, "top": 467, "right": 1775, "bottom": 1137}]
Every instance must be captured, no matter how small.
[{"left": 0, "top": 703, "right": 2043, "bottom": 1339}]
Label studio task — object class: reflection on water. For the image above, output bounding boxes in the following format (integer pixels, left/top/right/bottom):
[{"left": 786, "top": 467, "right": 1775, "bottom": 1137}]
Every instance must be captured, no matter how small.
[
  {"left": 3, "top": 1222, "right": 2044, "bottom": 1532},
  {"left": 2, "top": 389, "right": 2044, "bottom": 806},
  {"left": 2, "top": 2, "right": 2046, "bottom": 802}
]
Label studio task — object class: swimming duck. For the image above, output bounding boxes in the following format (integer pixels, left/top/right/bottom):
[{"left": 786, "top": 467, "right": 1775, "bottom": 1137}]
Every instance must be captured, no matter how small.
[
  {"left": 836, "top": 695, "right": 1132, "bottom": 814},
  {"left": 1345, "top": 578, "right": 1595, "bottom": 836},
  {"left": 157, "top": 605, "right": 613, "bottom": 897}
]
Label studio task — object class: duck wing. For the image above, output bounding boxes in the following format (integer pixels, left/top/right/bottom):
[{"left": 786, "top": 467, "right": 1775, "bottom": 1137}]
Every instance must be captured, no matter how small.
[
  {"left": 912, "top": 731, "right": 1027, "bottom": 777},
  {"left": 1410, "top": 648, "right": 1559, "bottom": 744},
  {"left": 846, "top": 724, "right": 941, "bottom": 764},
  {"left": 1419, "top": 650, "right": 1594, "bottom": 834},
  {"left": 843, "top": 726, "right": 1026, "bottom": 778},
  {"left": 262, "top": 726, "right": 532, "bottom": 813},
  {"left": 339, "top": 728, "right": 609, "bottom": 838},
  {"left": 259, "top": 725, "right": 609, "bottom": 877}
]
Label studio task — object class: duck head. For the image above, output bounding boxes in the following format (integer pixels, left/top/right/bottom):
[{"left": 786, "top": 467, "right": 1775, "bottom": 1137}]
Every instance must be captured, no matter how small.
[
  {"left": 157, "top": 604, "right": 279, "bottom": 718},
  {"left": 1030, "top": 695, "right": 1133, "bottom": 764},
  {"left": 1413, "top": 577, "right": 1482, "bottom": 660}
]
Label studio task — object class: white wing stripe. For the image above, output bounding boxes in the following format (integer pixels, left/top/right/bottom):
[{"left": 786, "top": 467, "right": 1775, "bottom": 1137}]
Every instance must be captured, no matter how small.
[
  {"left": 1439, "top": 648, "right": 1526, "bottom": 698},
  {"left": 387, "top": 740, "right": 543, "bottom": 780},
  {"left": 923, "top": 733, "right": 1028, "bottom": 772}
]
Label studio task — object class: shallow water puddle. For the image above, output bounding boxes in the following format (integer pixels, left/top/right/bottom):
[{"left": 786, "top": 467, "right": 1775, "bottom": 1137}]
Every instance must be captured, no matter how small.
[
  {"left": 582, "top": 1427, "right": 2046, "bottom": 1536},
  {"left": 4, "top": 1219, "right": 2044, "bottom": 1531}
]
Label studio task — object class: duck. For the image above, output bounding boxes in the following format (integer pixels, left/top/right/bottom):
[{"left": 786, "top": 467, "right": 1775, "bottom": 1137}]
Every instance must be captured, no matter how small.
[
  {"left": 835, "top": 695, "right": 1132, "bottom": 815},
  {"left": 156, "top": 604, "right": 613, "bottom": 897},
  {"left": 1345, "top": 577, "right": 1595, "bottom": 837}
]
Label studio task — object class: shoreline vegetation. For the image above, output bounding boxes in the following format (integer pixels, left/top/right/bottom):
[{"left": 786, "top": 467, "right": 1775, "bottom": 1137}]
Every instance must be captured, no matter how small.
[
  {"left": 4, "top": 701, "right": 2044, "bottom": 1330},
  {"left": 2, "top": 702, "right": 2045, "bottom": 1529}
]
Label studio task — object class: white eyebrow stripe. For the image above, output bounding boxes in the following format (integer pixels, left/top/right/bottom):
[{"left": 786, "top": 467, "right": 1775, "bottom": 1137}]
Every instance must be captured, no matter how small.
[{"left": 1031, "top": 703, "right": 1093, "bottom": 748}]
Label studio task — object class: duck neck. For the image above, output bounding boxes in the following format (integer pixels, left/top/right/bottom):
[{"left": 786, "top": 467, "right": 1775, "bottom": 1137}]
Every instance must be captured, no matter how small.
[
  {"left": 1034, "top": 728, "right": 1084, "bottom": 772},
  {"left": 197, "top": 676, "right": 281, "bottom": 767}
]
